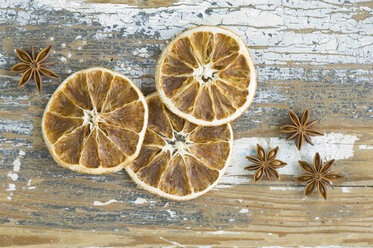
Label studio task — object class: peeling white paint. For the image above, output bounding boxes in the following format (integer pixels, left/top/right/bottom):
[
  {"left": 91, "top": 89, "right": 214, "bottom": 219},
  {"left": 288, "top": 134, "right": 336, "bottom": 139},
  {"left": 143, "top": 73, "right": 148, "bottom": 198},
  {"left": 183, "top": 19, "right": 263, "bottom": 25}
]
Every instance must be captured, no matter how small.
[
  {"left": 9, "top": 0, "right": 368, "bottom": 67},
  {"left": 1, "top": 0, "right": 370, "bottom": 70},
  {"left": 93, "top": 199, "right": 118, "bottom": 206},
  {"left": 218, "top": 133, "right": 358, "bottom": 188}
]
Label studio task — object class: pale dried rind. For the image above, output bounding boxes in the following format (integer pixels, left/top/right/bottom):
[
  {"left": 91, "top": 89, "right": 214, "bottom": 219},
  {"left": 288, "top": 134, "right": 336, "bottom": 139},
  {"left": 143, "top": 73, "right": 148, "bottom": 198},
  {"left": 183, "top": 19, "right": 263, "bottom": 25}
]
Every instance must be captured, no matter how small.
[
  {"left": 156, "top": 25, "right": 257, "bottom": 126},
  {"left": 42, "top": 67, "right": 148, "bottom": 174},
  {"left": 126, "top": 93, "right": 233, "bottom": 200}
]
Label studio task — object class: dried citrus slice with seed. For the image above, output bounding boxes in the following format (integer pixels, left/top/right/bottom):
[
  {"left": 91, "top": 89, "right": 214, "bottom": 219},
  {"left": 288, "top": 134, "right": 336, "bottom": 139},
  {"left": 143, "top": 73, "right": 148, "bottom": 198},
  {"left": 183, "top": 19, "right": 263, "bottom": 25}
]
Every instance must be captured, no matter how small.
[
  {"left": 126, "top": 93, "right": 233, "bottom": 200},
  {"left": 42, "top": 67, "right": 148, "bottom": 174},
  {"left": 155, "top": 25, "right": 257, "bottom": 126}
]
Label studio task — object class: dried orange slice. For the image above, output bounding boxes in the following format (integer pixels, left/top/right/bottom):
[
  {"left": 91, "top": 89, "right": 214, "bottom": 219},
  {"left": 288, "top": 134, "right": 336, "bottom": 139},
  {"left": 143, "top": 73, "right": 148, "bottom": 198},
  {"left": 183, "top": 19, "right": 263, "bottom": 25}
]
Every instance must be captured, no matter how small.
[
  {"left": 156, "top": 25, "right": 257, "bottom": 126},
  {"left": 42, "top": 67, "right": 148, "bottom": 174},
  {"left": 126, "top": 93, "right": 233, "bottom": 200}
]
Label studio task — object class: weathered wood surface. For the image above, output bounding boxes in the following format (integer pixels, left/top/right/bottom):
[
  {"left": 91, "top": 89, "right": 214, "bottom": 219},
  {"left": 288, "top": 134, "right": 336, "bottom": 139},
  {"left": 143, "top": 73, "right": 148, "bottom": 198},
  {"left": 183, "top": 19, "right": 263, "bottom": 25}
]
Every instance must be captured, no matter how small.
[{"left": 0, "top": 0, "right": 372, "bottom": 247}]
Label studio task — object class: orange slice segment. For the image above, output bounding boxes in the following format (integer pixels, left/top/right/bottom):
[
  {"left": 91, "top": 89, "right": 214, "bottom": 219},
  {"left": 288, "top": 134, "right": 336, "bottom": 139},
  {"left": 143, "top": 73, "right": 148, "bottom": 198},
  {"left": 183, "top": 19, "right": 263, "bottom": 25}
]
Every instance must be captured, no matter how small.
[
  {"left": 42, "top": 67, "right": 148, "bottom": 174},
  {"left": 126, "top": 93, "right": 233, "bottom": 200},
  {"left": 156, "top": 25, "right": 257, "bottom": 126}
]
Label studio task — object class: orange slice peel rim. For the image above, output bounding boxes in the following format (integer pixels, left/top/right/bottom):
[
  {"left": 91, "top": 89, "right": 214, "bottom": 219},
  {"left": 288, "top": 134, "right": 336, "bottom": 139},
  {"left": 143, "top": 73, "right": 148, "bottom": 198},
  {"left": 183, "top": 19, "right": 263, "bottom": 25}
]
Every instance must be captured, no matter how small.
[
  {"left": 42, "top": 67, "right": 148, "bottom": 174},
  {"left": 155, "top": 25, "right": 257, "bottom": 126}
]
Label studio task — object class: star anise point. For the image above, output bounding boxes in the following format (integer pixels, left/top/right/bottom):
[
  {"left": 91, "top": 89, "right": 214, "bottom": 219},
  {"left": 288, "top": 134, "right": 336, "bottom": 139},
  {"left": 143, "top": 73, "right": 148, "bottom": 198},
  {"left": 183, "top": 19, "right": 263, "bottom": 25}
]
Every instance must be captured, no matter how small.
[
  {"left": 281, "top": 109, "right": 323, "bottom": 151},
  {"left": 245, "top": 144, "right": 287, "bottom": 183},
  {"left": 295, "top": 153, "right": 342, "bottom": 200},
  {"left": 11, "top": 44, "right": 59, "bottom": 92}
]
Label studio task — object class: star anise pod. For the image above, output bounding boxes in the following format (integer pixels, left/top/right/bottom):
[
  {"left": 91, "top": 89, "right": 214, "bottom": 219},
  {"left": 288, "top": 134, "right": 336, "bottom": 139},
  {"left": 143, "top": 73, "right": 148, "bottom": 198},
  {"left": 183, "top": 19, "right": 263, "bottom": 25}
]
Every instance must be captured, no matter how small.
[
  {"left": 280, "top": 109, "right": 323, "bottom": 151},
  {"left": 11, "top": 45, "right": 59, "bottom": 92},
  {"left": 245, "top": 144, "right": 287, "bottom": 183},
  {"left": 295, "top": 152, "right": 343, "bottom": 200}
]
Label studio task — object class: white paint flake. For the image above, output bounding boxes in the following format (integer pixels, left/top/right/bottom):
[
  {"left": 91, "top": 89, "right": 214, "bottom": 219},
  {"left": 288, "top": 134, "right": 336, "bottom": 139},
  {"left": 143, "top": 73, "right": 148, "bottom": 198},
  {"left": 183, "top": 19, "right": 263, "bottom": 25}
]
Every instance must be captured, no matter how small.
[
  {"left": 359, "top": 145, "right": 373, "bottom": 150},
  {"left": 269, "top": 186, "right": 302, "bottom": 191},
  {"left": 342, "top": 187, "right": 351, "bottom": 193},
  {"left": 133, "top": 47, "right": 151, "bottom": 58},
  {"left": 6, "top": 184, "right": 16, "bottom": 191},
  {"left": 209, "top": 230, "right": 242, "bottom": 235},
  {"left": 26, "top": 179, "right": 36, "bottom": 190},
  {"left": 160, "top": 237, "right": 185, "bottom": 247},
  {"left": 5, "top": 150, "right": 25, "bottom": 198},
  {"left": 166, "top": 209, "right": 177, "bottom": 218},
  {"left": 93, "top": 199, "right": 118, "bottom": 206},
  {"left": 7, "top": 172, "right": 18, "bottom": 181},
  {"left": 133, "top": 197, "right": 148, "bottom": 205},
  {"left": 218, "top": 133, "right": 358, "bottom": 188},
  {"left": 13, "top": 157, "right": 21, "bottom": 172},
  {"left": 239, "top": 208, "right": 249, "bottom": 213}
]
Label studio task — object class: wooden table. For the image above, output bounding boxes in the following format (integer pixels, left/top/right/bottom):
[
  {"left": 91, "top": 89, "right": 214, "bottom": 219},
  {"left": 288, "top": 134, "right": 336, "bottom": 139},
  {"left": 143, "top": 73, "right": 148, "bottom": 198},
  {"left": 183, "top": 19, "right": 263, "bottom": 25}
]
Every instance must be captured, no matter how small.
[{"left": 1, "top": 0, "right": 372, "bottom": 247}]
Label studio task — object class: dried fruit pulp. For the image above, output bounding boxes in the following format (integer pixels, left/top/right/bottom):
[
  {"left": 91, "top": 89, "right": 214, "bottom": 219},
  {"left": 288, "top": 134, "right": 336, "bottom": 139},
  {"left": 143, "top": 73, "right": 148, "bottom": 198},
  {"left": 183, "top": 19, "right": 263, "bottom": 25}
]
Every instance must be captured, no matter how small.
[
  {"left": 42, "top": 67, "right": 148, "bottom": 174},
  {"left": 126, "top": 93, "right": 233, "bottom": 200},
  {"left": 156, "top": 25, "right": 257, "bottom": 126}
]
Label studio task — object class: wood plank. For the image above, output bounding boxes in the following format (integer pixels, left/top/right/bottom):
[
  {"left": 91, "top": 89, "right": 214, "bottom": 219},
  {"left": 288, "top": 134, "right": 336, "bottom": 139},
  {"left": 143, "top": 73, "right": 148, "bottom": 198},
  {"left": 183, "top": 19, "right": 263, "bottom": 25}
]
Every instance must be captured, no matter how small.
[{"left": 1, "top": 185, "right": 373, "bottom": 246}]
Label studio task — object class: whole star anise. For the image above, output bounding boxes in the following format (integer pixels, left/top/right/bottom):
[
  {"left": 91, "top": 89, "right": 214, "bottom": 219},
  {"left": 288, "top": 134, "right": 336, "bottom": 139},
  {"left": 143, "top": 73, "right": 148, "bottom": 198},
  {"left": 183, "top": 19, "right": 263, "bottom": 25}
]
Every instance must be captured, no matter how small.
[
  {"left": 295, "top": 152, "right": 343, "bottom": 200},
  {"left": 280, "top": 109, "right": 323, "bottom": 151},
  {"left": 245, "top": 144, "right": 287, "bottom": 183},
  {"left": 11, "top": 45, "right": 59, "bottom": 92}
]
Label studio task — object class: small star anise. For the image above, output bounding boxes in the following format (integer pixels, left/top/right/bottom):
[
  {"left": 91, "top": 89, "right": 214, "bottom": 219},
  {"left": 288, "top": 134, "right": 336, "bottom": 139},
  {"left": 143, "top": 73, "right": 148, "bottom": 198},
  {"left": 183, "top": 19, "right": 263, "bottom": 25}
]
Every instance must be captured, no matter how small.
[
  {"left": 280, "top": 109, "right": 323, "bottom": 151},
  {"left": 11, "top": 45, "right": 59, "bottom": 92},
  {"left": 245, "top": 144, "right": 287, "bottom": 183},
  {"left": 295, "top": 152, "right": 343, "bottom": 200}
]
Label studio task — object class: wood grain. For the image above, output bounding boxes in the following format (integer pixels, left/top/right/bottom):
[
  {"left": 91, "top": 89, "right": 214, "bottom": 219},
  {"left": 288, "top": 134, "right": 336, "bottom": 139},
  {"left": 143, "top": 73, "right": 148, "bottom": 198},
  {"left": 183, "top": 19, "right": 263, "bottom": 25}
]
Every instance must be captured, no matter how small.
[{"left": 0, "top": 0, "right": 372, "bottom": 246}]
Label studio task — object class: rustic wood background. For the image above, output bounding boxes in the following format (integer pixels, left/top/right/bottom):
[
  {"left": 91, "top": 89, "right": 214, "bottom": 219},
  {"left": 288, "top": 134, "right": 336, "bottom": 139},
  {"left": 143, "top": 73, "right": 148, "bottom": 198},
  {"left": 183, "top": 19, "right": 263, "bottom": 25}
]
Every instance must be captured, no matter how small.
[{"left": 1, "top": 0, "right": 372, "bottom": 247}]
